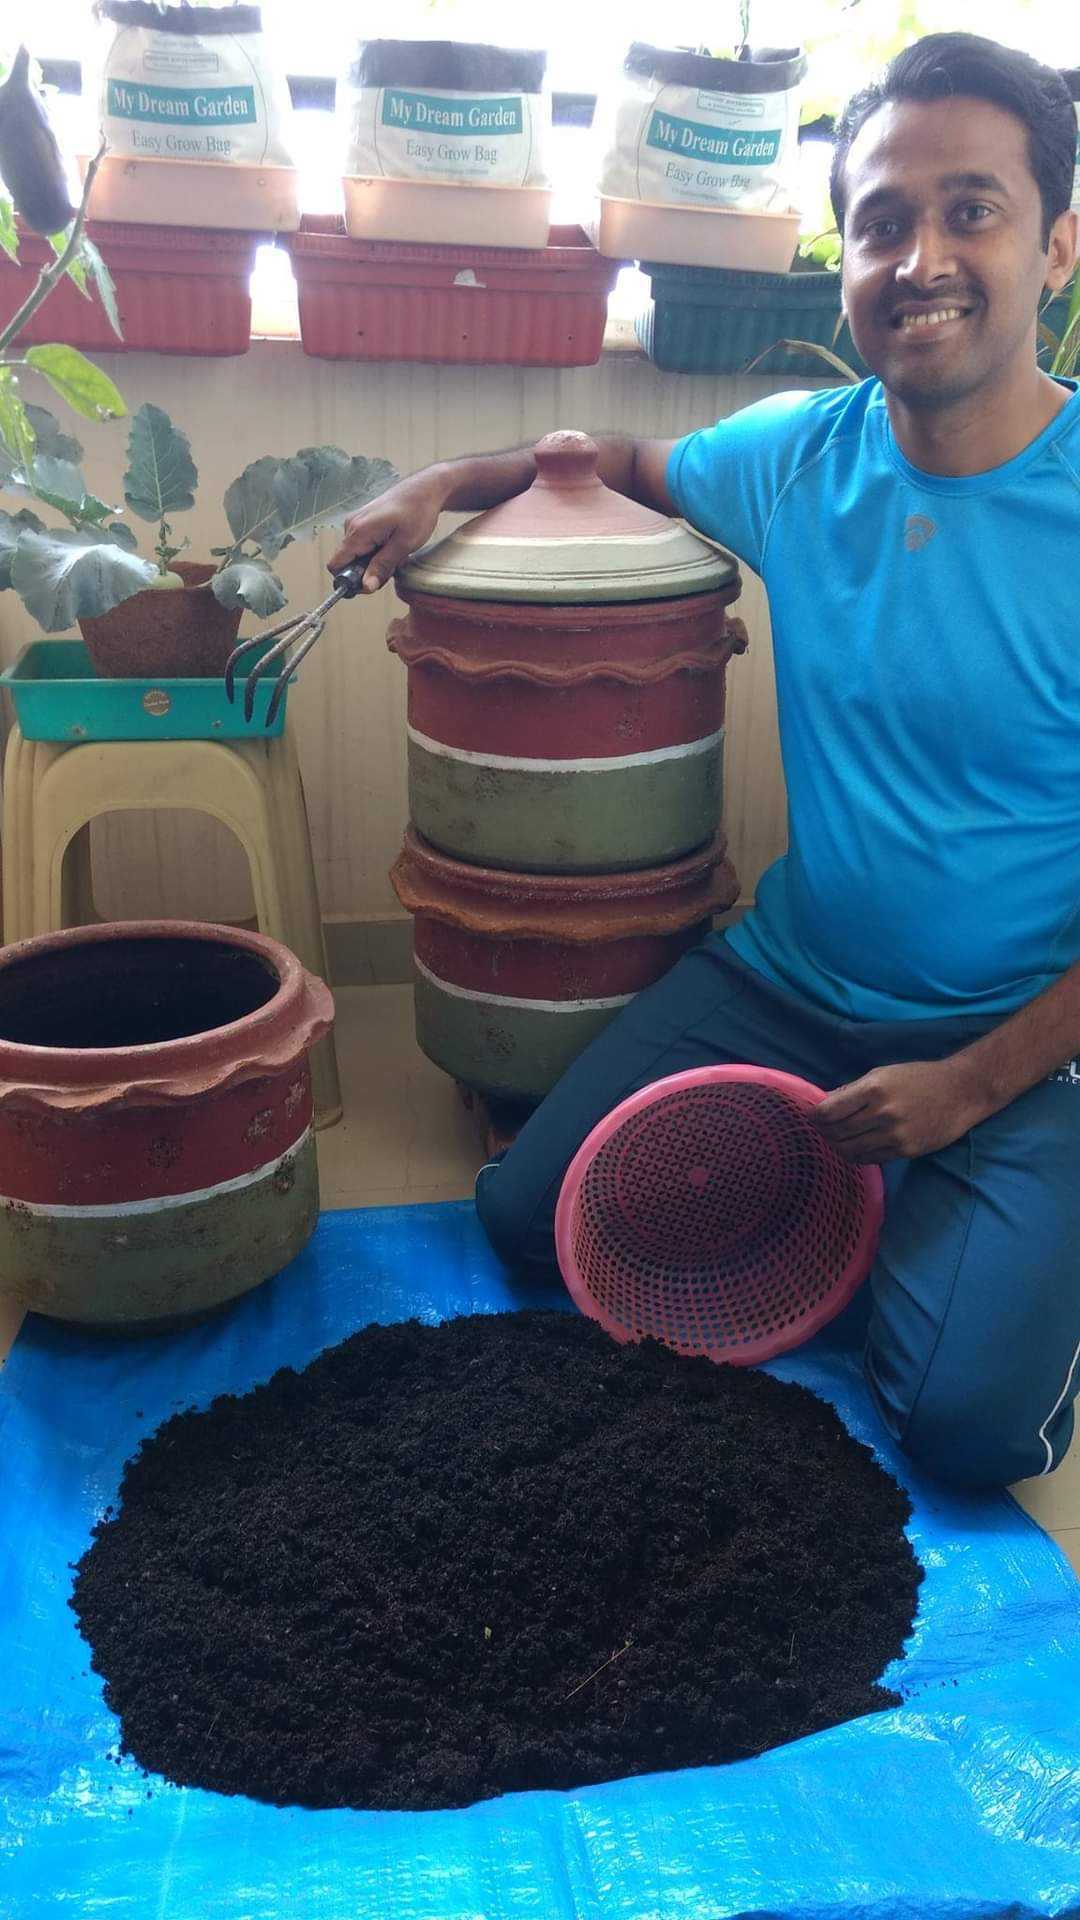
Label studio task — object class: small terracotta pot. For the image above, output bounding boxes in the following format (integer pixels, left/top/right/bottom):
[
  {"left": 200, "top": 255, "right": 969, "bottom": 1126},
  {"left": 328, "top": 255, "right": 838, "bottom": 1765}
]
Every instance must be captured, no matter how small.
[
  {"left": 0, "top": 920, "right": 334, "bottom": 1329},
  {"left": 78, "top": 559, "right": 243, "bottom": 679}
]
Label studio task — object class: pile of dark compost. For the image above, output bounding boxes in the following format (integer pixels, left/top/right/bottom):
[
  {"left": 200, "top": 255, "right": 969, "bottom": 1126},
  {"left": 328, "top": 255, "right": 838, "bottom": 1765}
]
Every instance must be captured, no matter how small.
[{"left": 71, "top": 1310, "right": 922, "bottom": 1811}]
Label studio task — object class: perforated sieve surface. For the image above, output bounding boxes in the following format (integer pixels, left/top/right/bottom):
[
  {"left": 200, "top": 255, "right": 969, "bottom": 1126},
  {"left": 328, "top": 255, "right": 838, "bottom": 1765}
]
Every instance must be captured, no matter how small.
[{"left": 564, "top": 1082, "right": 876, "bottom": 1364}]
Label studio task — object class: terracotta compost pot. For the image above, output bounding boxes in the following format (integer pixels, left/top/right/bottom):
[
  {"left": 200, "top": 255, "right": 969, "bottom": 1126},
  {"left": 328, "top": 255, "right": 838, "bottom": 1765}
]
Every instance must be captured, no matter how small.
[
  {"left": 0, "top": 921, "right": 333, "bottom": 1329},
  {"left": 390, "top": 432, "right": 744, "bottom": 873},
  {"left": 78, "top": 559, "right": 243, "bottom": 679},
  {"left": 391, "top": 826, "right": 738, "bottom": 1104}
]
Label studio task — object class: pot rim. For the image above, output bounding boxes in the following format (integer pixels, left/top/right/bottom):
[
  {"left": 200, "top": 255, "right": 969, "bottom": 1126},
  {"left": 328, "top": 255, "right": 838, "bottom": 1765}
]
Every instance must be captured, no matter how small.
[
  {"left": 393, "top": 584, "right": 740, "bottom": 626},
  {"left": 0, "top": 920, "right": 334, "bottom": 1111},
  {"left": 398, "top": 826, "right": 725, "bottom": 902}
]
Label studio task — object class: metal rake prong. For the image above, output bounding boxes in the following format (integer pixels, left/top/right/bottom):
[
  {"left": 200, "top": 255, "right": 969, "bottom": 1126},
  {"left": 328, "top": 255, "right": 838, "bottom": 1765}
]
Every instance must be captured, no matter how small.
[
  {"left": 224, "top": 615, "right": 303, "bottom": 706},
  {"left": 242, "top": 575, "right": 359, "bottom": 721},
  {"left": 224, "top": 559, "right": 371, "bottom": 727},
  {"left": 241, "top": 616, "right": 313, "bottom": 722},
  {"left": 263, "top": 615, "right": 328, "bottom": 728}
]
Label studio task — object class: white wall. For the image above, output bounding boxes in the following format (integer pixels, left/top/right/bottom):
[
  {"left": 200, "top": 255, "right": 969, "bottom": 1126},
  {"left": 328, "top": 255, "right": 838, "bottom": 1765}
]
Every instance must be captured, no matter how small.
[{"left": 0, "top": 343, "right": 799, "bottom": 934}]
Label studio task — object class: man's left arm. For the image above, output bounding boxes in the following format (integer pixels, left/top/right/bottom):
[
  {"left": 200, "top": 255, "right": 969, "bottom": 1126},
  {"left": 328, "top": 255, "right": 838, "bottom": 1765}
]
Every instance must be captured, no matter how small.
[{"left": 813, "top": 961, "right": 1080, "bottom": 1162}]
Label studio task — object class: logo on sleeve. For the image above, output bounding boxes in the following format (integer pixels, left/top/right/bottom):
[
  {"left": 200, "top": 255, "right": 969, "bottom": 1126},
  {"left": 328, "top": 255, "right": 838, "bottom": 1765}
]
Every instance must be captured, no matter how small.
[
  {"left": 903, "top": 514, "right": 937, "bottom": 552},
  {"left": 1049, "top": 1056, "right": 1080, "bottom": 1086}
]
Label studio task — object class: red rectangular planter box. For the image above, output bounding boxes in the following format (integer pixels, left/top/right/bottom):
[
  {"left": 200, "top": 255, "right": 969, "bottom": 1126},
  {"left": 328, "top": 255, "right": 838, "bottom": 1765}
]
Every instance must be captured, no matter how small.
[
  {"left": 283, "top": 218, "right": 620, "bottom": 366},
  {"left": 1, "top": 223, "right": 261, "bottom": 357}
]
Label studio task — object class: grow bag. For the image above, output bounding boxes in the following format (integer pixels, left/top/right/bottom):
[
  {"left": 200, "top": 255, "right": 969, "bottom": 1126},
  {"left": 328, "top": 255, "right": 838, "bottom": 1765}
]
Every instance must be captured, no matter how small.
[
  {"left": 96, "top": 0, "right": 294, "bottom": 168},
  {"left": 1, "top": 1201, "right": 1078, "bottom": 1918},
  {"left": 88, "top": 1, "right": 298, "bottom": 230},
  {"left": 595, "top": 43, "right": 805, "bottom": 268},
  {"left": 600, "top": 42, "right": 806, "bottom": 215},
  {"left": 343, "top": 38, "right": 552, "bottom": 248},
  {"left": 344, "top": 39, "right": 549, "bottom": 188}
]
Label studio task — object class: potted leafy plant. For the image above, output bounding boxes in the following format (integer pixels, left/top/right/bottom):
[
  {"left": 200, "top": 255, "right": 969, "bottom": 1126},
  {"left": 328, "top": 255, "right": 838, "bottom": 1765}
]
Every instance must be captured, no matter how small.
[{"left": 1, "top": 403, "right": 396, "bottom": 676}]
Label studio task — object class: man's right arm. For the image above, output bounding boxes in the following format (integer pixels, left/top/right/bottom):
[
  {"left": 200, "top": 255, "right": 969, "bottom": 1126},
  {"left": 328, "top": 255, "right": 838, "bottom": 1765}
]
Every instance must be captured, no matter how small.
[{"left": 328, "top": 435, "right": 679, "bottom": 592}]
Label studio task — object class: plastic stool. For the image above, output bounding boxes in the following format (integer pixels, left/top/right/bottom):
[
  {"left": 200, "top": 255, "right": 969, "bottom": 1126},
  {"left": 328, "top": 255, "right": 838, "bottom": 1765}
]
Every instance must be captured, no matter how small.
[{"left": 1, "top": 721, "right": 342, "bottom": 1128}]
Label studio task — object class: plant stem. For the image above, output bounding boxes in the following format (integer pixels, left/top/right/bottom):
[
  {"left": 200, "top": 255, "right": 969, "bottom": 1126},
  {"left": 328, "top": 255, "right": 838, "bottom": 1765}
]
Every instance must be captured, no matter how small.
[{"left": 0, "top": 141, "right": 107, "bottom": 357}]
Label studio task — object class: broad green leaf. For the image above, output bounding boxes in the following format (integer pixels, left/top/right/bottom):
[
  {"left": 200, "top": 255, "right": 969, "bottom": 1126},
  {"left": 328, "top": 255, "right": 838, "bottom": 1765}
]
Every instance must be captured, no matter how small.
[
  {"left": 29, "top": 455, "right": 88, "bottom": 505},
  {"left": 81, "top": 237, "right": 123, "bottom": 341},
  {"left": 23, "top": 404, "right": 83, "bottom": 465},
  {"left": 265, "top": 448, "right": 397, "bottom": 558},
  {"left": 222, "top": 455, "right": 284, "bottom": 553},
  {"left": 80, "top": 492, "right": 123, "bottom": 526},
  {"left": 225, "top": 448, "right": 397, "bottom": 561},
  {"left": 24, "top": 345, "right": 126, "bottom": 424},
  {"left": 0, "top": 506, "right": 44, "bottom": 588},
  {"left": 106, "top": 520, "right": 139, "bottom": 552},
  {"left": 0, "top": 195, "right": 18, "bottom": 264},
  {"left": 19, "top": 488, "right": 83, "bottom": 522},
  {"left": 26, "top": 471, "right": 127, "bottom": 536},
  {"left": 0, "top": 369, "right": 37, "bottom": 477},
  {"left": 123, "top": 404, "right": 197, "bottom": 522},
  {"left": 11, "top": 527, "right": 156, "bottom": 631},
  {"left": 211, "top": 556, "right": 287, "bottom": 617}
]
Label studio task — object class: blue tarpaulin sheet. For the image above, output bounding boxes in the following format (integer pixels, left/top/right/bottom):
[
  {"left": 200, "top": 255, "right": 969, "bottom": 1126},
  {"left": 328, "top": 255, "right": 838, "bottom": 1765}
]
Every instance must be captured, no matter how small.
[{"left": 2, "top": 1200, "right": 1079, "bottom": 1920}]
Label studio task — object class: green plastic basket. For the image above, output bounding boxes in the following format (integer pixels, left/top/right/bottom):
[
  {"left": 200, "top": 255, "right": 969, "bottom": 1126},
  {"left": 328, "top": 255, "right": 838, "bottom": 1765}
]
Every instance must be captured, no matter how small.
[
  {"left": 636, "top": 261, "right": 867, "bottom": 377},
  {"left": 0, "top": 640, "right": 291, "bottom": 743}
]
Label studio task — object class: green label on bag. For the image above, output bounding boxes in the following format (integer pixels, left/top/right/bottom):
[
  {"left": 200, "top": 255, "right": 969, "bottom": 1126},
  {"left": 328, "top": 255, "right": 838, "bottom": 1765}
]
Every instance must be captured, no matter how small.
[
  {"left": 380, "top": 90, "right": 523, "bottom": 136},
  {"left": 646, "top": 110, "right": 781, "bottom": 166},
  {"left": 107, "top": 79, "right": 257, "bottom": 125}
]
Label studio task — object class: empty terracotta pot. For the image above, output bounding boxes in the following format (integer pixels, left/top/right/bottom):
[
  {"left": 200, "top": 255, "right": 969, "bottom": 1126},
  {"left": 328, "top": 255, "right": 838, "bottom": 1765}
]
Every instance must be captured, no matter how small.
[{"left": 0, "top": 921, "right": 333, "bottom": 1329}]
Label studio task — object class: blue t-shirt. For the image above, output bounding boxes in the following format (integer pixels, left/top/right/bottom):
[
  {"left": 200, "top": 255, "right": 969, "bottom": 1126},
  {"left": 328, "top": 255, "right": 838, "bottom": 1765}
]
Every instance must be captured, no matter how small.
[{"left": 667, "top": 378, "right": 1080, "bottom": 1022}]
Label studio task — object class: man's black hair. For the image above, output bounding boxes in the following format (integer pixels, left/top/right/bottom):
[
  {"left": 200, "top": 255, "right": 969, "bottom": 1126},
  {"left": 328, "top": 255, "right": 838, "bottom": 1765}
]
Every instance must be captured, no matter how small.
[{"left": 830, "top": 32, "right": 1076, "bottom": 246}]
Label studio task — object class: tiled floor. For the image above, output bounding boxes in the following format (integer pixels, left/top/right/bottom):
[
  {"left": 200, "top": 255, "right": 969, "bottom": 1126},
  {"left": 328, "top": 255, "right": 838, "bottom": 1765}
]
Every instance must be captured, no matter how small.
[
  {"left": 2, "top": 984, "right": 1078, "bottom": 1576},
  {"left": 314, "top": 984, "right": 481, "bottom": 1211}
]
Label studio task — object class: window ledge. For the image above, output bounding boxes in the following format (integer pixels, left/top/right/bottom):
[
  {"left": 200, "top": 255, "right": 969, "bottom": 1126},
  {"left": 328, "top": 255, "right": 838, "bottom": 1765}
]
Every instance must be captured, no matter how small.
[{"left": 250, "top": 324, "right": 645, "bottom": 359}]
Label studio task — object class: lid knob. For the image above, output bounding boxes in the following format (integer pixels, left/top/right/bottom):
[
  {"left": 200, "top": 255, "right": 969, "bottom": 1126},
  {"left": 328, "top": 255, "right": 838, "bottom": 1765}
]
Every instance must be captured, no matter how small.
[{"left": 533, "top": 430, "right": 602, "bottom": 491}]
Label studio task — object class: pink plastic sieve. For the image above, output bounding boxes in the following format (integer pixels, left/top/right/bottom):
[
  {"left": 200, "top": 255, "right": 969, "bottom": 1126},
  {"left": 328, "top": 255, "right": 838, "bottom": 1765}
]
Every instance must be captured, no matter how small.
[{"left": 554, "top": 1065, "right": 884, "bottom": 1367}]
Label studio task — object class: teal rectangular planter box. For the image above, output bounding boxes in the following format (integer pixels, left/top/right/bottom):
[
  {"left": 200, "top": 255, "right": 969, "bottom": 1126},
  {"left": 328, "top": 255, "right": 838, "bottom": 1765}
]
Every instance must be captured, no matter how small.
[
  {"left": 0, "top": 640, "right": 290, "bottom": 743},
  {"left": 637, "top": 262, "right": 1075, "bottom": 379},
  {"left": 636, "top": 262, "right": 867, "bottom": 377}
]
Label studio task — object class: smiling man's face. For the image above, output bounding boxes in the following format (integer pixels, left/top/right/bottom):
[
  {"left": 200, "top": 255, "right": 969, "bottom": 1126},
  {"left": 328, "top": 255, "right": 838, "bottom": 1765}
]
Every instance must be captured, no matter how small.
[{"left": 839, "top": 94, "right": 1070, "bottom": 411}]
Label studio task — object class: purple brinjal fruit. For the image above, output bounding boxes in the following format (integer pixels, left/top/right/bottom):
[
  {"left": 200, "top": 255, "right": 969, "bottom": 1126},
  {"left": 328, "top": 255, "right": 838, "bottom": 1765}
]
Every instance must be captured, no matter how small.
[{"left": 0, "top": 46, "right": 76, "bottom": 235}]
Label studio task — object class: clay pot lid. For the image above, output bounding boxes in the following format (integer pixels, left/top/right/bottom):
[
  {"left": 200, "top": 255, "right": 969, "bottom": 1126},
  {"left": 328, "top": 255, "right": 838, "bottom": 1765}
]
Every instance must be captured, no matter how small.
[{"left": 396, "top": 430, "right": 738, "bottom": 605}]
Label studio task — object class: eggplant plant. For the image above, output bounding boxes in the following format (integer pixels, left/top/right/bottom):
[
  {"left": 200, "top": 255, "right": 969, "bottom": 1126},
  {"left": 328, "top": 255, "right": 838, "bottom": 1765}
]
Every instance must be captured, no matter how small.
[
  {"left": 0, "top": 42, "right": 132, "bottom": 590},
  {"left": 1, "top": 403, "right": 396, "bottom": 631}
]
